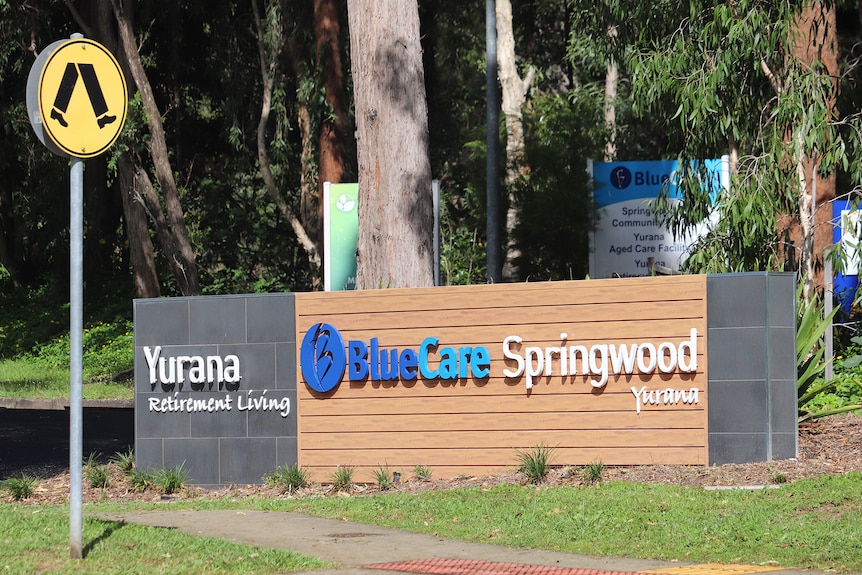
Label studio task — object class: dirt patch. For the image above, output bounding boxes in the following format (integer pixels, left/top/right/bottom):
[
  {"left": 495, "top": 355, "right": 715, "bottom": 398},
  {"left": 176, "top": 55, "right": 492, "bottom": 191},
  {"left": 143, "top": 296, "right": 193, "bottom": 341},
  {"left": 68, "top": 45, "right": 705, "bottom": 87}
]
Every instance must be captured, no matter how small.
[{"left": 6, "top": 414, "right": 862, "bottom": 505}]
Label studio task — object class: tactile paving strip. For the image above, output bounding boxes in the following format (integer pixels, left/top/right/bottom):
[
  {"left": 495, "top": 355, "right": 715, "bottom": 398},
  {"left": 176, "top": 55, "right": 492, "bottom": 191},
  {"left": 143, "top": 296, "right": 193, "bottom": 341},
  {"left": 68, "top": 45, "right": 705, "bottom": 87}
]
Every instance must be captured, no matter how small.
[
  {"left": 365, "top": 558, "right": 648, "bottom": 575},
  {"left": 644, "top": 564, "right": 784, "bottom": 575},
  {"left": 365, "top": 559, "right": 786, "bottom": 575}
]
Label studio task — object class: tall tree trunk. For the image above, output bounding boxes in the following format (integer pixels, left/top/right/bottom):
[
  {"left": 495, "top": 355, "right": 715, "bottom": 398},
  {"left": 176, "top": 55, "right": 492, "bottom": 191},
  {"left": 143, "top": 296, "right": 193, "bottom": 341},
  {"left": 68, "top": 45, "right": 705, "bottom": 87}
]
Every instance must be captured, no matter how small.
[
  {"left": 348, "top": 0, "right": 434, "bottom": 289},
  {"left": 497, "top": 0, "right": 533, "bottom": 282},
  {"left": 111, "top": 0, "right": 202, "bottom": 295},
  {"left": 92, "top": 0, "right": 160, "bottom": 297},
  {"left": 118, "top": 154, "right": 161, "bottom": 297},
  {"left": 796, "top": 3, "right": 838, "bottom": 300},
  {"left": 314, "top": 0, "right": 347, "bottom": 248},
  {"left": 252, "top": 0, "right": 321, "bottom": 279},
  {"left": 604, "top": 25, "right": 618, "bottom": 162}
]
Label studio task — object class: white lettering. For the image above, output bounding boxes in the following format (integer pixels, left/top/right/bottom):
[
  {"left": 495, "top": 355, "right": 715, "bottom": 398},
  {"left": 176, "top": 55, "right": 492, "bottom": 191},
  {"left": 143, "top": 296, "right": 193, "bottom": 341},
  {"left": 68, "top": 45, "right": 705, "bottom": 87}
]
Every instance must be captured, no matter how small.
[
  {"left": 502, "top": 330, "right": 699, "bottom": 398},
  {"left": 631, "top": 385, "right": 700, "bottom": 414}
]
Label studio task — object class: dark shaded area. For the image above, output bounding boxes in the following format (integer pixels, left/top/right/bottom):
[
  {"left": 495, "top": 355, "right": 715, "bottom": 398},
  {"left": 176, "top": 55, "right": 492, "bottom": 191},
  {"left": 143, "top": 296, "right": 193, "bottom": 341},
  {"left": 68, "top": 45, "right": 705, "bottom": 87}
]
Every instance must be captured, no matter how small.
[{"left": 0, "top": 407, "right": 134, "bottom": 478}]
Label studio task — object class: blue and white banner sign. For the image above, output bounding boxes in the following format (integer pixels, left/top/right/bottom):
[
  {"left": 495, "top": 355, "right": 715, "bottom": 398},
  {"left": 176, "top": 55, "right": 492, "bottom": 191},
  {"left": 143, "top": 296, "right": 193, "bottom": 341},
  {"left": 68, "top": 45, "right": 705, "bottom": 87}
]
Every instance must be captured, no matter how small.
[{"left": 589, "top": 158, "right": 728, "bottom": 279}]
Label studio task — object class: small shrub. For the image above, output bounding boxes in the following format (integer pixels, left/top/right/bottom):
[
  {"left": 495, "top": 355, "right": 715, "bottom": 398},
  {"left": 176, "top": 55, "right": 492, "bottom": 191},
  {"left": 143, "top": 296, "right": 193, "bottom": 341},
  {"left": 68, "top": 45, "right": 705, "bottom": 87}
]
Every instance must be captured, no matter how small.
[
  {"left": 2, "top": 474, "right": 39, "bottom": 500},
  {"left": 374, "top": 466, "right": 393, "bottom": 490},
  {"left": 515, "top": 444, "right": 555, "bottom": 484},
  {"left": 265, "top": 464, "right": 310, "bottom": 494},
  {"left": 111, "top": 448, "right": 135, "bottom": 477},
  {"left": 129, "top": 469, "right": 153, "bottom": 492},
  {"left": 330, "top": 465, "right": 355, "bottom": 492},
  {"left": 85, "top": 464, "right": 111, "bottom": 489},
  {"left": 582, "top": 460, "right": 605, "bottom": 485},
  {"left": 153, "top": 464, "right": 188, "bottom": 495},
  {"left": 770, "top": 471, "right": 788, "bottom": 485},
  {"left": 83, "top": 451, "right": 102, "bottom": 469},
  {"left": 414, "top": 464, "right": 432, "bottom": 481}
]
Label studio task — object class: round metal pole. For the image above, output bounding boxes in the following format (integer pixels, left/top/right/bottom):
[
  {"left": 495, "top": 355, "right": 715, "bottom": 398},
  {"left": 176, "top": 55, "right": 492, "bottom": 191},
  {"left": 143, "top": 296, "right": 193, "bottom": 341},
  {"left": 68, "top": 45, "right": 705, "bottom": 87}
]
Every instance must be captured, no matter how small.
[
  {"left": 69, "top": 157, "right": 84, "bottom": 559},
  {"left": 486, "top": 0, "right": 501, "bottom": 283}
]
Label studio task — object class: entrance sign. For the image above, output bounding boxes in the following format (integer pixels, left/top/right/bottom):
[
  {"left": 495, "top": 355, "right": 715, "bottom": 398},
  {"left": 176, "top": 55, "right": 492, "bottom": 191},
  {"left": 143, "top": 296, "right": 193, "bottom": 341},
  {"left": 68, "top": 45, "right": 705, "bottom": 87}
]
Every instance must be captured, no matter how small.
[
  {"left": 134, "top": 273, "right": 796, "bottom": 486},
  {"left": 34, "top": 38, "right": 127, "bottom": 158},
  {"left": 589, "top": 158, "right": 728, "bottom": 278}
]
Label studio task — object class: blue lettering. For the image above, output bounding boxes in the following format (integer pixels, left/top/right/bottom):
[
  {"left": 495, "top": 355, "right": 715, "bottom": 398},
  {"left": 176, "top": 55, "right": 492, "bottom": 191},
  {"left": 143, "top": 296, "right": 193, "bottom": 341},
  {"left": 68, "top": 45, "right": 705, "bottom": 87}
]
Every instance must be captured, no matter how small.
[
  {"left": 419, "top": 337, "right": 439, "bottom": 378},
  {"left": 348, "top": 341, "right": 368, "bottom": 379},
  {"left": 400, "top": 348, "right": 418, "bottom": 379},
  {"left": 438, "top": 347, "right": 458, "bottom": 379},
  {"left": 471, "top": 346, "right": 491, "bottom": 378},
  {"left": 379, "top": 348, "right": 399, "bottom": 380},
  {"left": 370, "top": 338, "right": 381, "bottom": 379}
]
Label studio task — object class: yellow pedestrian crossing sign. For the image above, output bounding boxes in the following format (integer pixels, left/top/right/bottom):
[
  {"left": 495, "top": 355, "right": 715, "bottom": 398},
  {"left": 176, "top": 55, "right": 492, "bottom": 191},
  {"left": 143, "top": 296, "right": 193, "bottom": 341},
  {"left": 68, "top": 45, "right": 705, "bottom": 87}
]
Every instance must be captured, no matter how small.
[{"left": 32, "top": 38, "right": 127, "bottom": 159}]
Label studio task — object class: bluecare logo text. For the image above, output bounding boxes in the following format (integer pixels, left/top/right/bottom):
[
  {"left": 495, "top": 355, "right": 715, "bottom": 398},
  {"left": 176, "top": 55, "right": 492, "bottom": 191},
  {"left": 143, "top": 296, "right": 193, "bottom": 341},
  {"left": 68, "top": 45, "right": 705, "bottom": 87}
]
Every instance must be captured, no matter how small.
[
  {"left": 300, "top": 324, "right": 699, "bottom": 395},
  {"left": 300, "top": 323, "right": 490, "bottom": 393}
]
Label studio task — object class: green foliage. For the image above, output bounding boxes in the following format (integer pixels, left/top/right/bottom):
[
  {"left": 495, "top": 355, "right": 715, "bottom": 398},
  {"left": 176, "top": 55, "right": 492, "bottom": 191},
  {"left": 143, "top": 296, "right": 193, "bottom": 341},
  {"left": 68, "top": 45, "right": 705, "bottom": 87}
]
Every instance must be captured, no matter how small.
[
  {"left": 514, "top": 92, "right": 604, "bottom": 280},
  {"left": 265, "top": 464, "right": 311, "bottom": 494},
  {"left": 0, "top": 505, "right": 331, "bottom": 575},
  {"left": 330, "top": 465, "right": 355, "bottom": 492},
  {"left": 582, "top": 460, "right": 605, "bottom": 485},
  {"left": 373, "top": 466, "right": 394, "bottom": 491},
  {"left": 111, "top": 448, "right": 136, "bottom": 477},
  {"left": 1, "top": 473, "right": 38, "bottom": 500},
  {"left": 414, "top": 464, "right": 433, "bottom": 481},
  {"left": 85, "top": 464, "right": 112, "bottom": 489},
  {"left": 129, "top": 469, "right": 153, "bottom": 493},
  {"left": 153, "top": 463, "right": 189, "bottom": 495},
  {"left": 515, "top": 444, "right": 555, "bottom": 484}
]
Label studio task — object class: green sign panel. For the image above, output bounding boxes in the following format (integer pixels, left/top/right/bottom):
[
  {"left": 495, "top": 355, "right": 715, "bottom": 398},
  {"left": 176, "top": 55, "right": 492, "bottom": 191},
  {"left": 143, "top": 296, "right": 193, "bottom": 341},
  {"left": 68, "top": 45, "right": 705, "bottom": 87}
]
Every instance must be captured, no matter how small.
[{"left": 324, "top": 182, "right": 359, "bottom": 291}]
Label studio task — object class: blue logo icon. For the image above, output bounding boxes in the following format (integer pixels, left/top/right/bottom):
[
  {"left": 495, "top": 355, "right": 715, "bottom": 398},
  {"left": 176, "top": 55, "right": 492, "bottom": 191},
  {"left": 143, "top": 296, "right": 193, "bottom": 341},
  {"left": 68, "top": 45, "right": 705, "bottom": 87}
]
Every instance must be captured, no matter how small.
[
  {"left": 610, "top": 166, "right": 632, "bottom": 190},
  {"left": 300, "top": 323, "right": 346, "bottom": 393}
]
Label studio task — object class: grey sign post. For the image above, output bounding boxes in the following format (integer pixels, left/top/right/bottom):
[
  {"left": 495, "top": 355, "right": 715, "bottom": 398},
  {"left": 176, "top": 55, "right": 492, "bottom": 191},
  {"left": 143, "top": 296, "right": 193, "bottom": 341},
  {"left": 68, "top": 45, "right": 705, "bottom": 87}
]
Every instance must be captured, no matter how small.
[{"left": 27, "top": 33, "right": 127, "bottom": 560}]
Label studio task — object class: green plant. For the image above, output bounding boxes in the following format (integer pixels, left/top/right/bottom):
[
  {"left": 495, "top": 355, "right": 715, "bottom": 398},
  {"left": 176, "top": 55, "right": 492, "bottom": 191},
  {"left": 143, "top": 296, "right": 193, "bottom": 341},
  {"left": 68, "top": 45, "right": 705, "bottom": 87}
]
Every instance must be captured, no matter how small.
[
  {"left": 770, "top": 471, "right": 788, "bottom": 485},
  {"left": 129, "top": 469, "right": 153, "bottom": 492},
  {"left": 374, "top": 466, "right": 394, "bottom": 490},
  {"left": 111, "top": 448, "right": 135, "bottom": 477},
  {"left": 414, "top": 464, "right": 433, "bottom": 481},
  {"left": 265, "top": 464, "right": 310, "bottom": 494},
  {"left": 85, "top": 464, "right": 112, "bottom": 489},
  {"left": 582, "top": 460, "right": 605, "bottom": 485},
  {"left": 797, "top": 289, "right": 862, "bottom": 421},
  {"left": 153, "top": 463, "right": 189, "bottom": 495},
  {"left": 330, "top": 465, "right": 355, "bottom": 492},
  {"left": 515, "top": 444, "right": 555, "bottom": 484},
  {"left": 83, "top": 451, "right": 102, "bottom": 468},
  {"left": 1, "top": 473, "right": 38, "bottom": 500}
]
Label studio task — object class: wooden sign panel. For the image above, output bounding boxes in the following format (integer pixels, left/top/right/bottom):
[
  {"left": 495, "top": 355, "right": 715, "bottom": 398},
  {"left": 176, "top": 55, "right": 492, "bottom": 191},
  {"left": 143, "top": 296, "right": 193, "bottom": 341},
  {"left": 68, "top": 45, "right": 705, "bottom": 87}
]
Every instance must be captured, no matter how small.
[{"left": 295, "top": 276, "right": 708, "bottom": 481}]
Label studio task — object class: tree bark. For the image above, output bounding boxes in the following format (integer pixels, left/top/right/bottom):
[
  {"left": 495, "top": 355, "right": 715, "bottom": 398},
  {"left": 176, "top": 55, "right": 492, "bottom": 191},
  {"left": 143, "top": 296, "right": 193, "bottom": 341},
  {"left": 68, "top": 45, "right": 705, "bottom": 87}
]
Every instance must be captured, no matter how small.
[
  {"left": 314, "top": 0, "right": 347, "bottom": 243},
  {"left": 496, "top": 0, "right": 533, "bottom": 283},
  {"left": 111, "top": 0, "right": 202, "bottom": 295},
  {"left": 795, "top": 2, "right": 838, "bottom": 302},
  {"left": 252, "top": 0, "right": 321, "bottom": 279},
  {"left": 92, "top": 0, "right": 159, "bottom": 297},
  {"left": 347, "top": 0, "right": 434, "bottom": 289},
  {"left": 604, "top": 25, "right": 618, "bottom": 162},
  {"left": 117, "top": 154, "right": 161, "bottom": 297}
]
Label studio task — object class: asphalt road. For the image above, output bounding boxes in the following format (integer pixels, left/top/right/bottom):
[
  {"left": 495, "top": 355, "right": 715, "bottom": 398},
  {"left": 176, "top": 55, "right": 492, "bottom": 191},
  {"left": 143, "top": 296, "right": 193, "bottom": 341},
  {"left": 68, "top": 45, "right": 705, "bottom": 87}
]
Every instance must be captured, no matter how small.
[{"left": 0, "top": 407, "right": 134, "bottom": 478}]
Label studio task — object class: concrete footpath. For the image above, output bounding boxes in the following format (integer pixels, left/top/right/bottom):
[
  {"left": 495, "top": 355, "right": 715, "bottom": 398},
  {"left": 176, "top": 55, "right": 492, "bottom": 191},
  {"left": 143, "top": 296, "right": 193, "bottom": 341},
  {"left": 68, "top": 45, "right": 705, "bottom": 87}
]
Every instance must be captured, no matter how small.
[{"left": 97, "top": 510, "right": 825, "bottom": 575}]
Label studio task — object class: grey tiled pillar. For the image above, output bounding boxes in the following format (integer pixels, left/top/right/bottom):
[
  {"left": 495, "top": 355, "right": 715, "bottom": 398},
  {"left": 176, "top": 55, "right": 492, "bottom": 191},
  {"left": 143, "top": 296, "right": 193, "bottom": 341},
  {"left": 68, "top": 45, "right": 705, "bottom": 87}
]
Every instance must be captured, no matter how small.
[
  {"left": 134, "top": 294, "right": 298, "bottom": 487},
  {"left": 707, "top": 273, "right": 797, "bottom": 465}
]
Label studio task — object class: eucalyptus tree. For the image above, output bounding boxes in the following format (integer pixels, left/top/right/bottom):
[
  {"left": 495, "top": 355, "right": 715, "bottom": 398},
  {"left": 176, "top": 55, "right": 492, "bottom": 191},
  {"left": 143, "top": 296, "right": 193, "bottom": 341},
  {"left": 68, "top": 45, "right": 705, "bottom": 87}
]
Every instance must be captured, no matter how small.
[
  {"left": 347, "top": 0, "right": 434, "bottom": 288},
  {"left": 627, "top": 1, "right": 861, "bottom": 305}
]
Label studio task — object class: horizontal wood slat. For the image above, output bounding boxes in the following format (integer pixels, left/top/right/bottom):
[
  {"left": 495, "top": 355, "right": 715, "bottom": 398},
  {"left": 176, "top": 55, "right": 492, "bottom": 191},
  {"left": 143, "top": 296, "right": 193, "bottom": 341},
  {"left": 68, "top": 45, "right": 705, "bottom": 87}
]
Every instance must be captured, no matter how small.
[
  {"left": 300, "top": 445, "right": 706, "bottom": 475},
  {"left": 301, "top": 428, "right": 705, "bottom": 450},
  {"left": 299, "top": 389, "right": 706, "bottom": 414},
  {"left": 299, "top": 410, "right": 702, "bottom": 433},
  {"left": 294, "top": 276, "right": 709, "bottom": 477}
]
